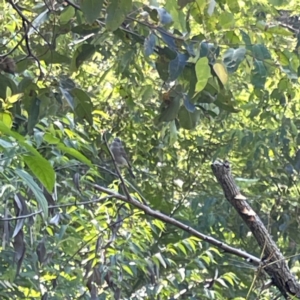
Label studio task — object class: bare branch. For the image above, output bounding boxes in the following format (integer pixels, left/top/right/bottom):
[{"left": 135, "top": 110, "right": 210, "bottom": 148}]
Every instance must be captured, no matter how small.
[
  {"left": 92, "top": 183, "right": 261, "bottom": 265},
  {"left": 0, "top": 195, "right": 115, "bottom": 221},
  {"left": 211, "top": 159, "right": 300, "bottom": 299}
]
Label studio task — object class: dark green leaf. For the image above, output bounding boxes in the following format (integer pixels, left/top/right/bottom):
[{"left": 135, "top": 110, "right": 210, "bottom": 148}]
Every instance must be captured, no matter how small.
[
  {"left": 168, "top": 53, "right": 188, "bottom": 81},
  {"left": 158, "top": 29, "right": 177, "bottom": 51},
  {"left": 71, "top": 24, "right": 101, "bottom": 35},
  {"left": 71, "top": 44, "right": 96, "bottom": 72},
  {"left": 57, "top": 143, "right": 93, "bottom": 167},
  {"left": 59, "top": 6, "right": 75, "bottom": 24},
  {"left": 178, "top": 106, "right": 200, "bottom": 129},
  {"left": 251, "top": 60, "right": 267, "bottom": 88},
  {"left": 214, "top": 92, "right": 240, "bottom": 113},
  {"left": 156, "top": 56, "right": 170, "bottom": 81},
  {"left": 183, "top": 94, "right": 195, "bottom": 112},
  {"left": 72, "top": 88, "right": 93, "bottom": 125},
  {"left": 80, "top": 0, "right": 104, "bottom": 24},
  {"left": 252, "top": 44, "right": 271, "bottom": 60},
  {"left": 106, "top": 0, "right": 132, "bottom": 31},
  {"left": 144, "top": 32, "right": 156, "bottom": 57},
  {"left": 151, "top": 7, "right": 173, "bottom": 25},
  {"left": 158, "top": 96, "right": 181, "bottom": 122},
  {"left": 0, "top": 74, "right": 18, "bottom": 100},
  {"left": 178, "top": 0, "right": 193, "bottom": 8},
  {"left": 223, "top": 48, "right": 246, "bottom": 73},
  {"left": 59, "top": 87, "right": 75, "bottom": 110}
]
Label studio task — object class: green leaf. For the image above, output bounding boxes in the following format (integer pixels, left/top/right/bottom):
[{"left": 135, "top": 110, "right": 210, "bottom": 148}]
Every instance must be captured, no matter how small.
[
  {"left": 72, "top": 88, "right": 93, "bottom": 125},
  {"left": 15, "top": 169, "right": 48, "bottom": 219},
  {"left": 122, "top": 265, "right": 134, "bottom": 276},
  {"left": 178, "top": 0, "right": 193, "bottom": 8},
  {"left": 0, "top": 112, "right": 12, "bottom": 128},
  {"left": 59, "top": 87, "right": 75, "bottom": 110},
  {"left": 252, "top": 44, "right": 271, "bottom": 60},
  {"left": 156, "top": 56, "right": 171, "bottom": 81},
  {"left": 106, "top": 0, "right": 132, "bottom": 31},
  {"left": 213, "top": 62, "right": 228, "bottom": 85},
  {"left": 215, "top": 92, "right": 240, "bottom": 113},
  {"left": 80, "top": 0, "right": 104, "bottom": 23},
  {"left": 7, "top": 93, "right": 23, "bottom": 103},
  {"left": 28, "top": 10, "right": 50, "bottom": 36},
  {"left": 251, "top": 60, "right": 267, "bottom": 88},
  {"left": 150, "top": 7, "right": 173, "bottom": 25},
  {"left": 59, "top": 6, "right": 75, "bottom": 24},
  {"left": 75, "top": 44, "right": 96, "bottom": 70},
  {"left": 43, "top": 133, "right": 60, "bottom": 144},
  {"left": 168, "top": 53, "right": 188, "bottom": 81},
  {"left": 0, "top": 74, "right": 18, "bottom": 100},
  {"left": 144, "top": 32, "right": 156, "bottom": 57},
  {"left": 223, "top": 48, "right": 246, "bottom": 73},
  {"left": 240, "top": 30, "right": 252, "bottom": 50},
  {"left": 219, "top": 11, "right": 235, "bottom": 28},
  {"left": 57, "top": 143, "right": 93, "bottom": 167},
  {"left": 195, "top": 57, "right": 211, "bottom": 93},
  {"left": 153, "top": 253, "right": 167, "bottom": 268},
  {"left": 158, "top": 96, "right": 181, "bottom": 123},
  {"left": 70, "top": 44, "right": 96, "bottom": 73},
  {"left": 24, "top": 155, "right": 55, "bottom": 193},
  {"left": 177, "top": 242, "right": 187, "bottom": 255},
  {"left": 178, "top": 105, "right": 200, "bottom": 129},
  {"left": 0, "top": 121, "right": 40, "bottom": 157}
]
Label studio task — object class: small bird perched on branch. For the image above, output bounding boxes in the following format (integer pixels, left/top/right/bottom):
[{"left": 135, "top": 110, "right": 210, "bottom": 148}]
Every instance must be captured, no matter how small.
[{"left": 109, "top": 137, "right": 135, "bottom": 179}]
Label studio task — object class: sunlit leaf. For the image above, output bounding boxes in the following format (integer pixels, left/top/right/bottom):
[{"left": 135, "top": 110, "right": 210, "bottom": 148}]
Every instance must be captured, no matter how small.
[
  {"left": 0, "top": 112, "right": 12, "bottom": 128},
  {"left": 57, "top": 143, "right": 93, "bottom": 167},
  {"left": 195, "top": 57, "right": 211, "bottom": 92},
  {"left": 213, "top": 62, "right": 228, "bottom": 85},
  {"left": 28, "top": 10, "right": 50, "bottom": 36}
]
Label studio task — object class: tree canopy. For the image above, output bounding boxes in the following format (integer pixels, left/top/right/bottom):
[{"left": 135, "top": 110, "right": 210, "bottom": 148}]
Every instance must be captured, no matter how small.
[{"left": 1, "top": 0, "right": 300, "bottom": 299}]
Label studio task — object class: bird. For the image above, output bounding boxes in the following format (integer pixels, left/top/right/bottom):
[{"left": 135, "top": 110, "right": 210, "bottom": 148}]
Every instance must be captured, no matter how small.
[{"left": 109, "top": 137, "right": 135, "bottom": 179}]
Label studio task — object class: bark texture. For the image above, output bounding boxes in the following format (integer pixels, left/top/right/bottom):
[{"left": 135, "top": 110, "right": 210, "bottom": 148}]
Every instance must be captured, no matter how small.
[{"left": 211, "top": 160, "right": 300, "bottom": 299}]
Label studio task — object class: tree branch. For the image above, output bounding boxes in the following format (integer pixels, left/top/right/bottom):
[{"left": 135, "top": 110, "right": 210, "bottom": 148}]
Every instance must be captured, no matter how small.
[
  {"left": 211, "top": 159, "right": 300, "bottom": 299},
  {"left": 92, "top": 183, "right": 261, "bottom": 265}
]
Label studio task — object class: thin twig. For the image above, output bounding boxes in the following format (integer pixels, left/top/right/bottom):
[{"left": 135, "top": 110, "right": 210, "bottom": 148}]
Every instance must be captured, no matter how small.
[{"left": 0, "top": 194, "right": 115, "bottom": 221}]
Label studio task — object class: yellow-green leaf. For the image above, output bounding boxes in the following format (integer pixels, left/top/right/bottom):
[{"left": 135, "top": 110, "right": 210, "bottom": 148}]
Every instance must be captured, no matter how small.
[
  {"left": 24, "top": 155, "right": 55, "bottom": 193},
  {"left": 213, "top": 62, "right": 228, "bottom": 85},
  {"left": 195, "top": 57, "right": 211, "bottom": 93}
]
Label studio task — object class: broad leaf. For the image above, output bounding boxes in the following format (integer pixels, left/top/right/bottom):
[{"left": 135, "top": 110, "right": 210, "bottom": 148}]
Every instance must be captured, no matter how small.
[
  {"left": 23, "top": 155, "right": 55, "bottom": 193},
  {"left": 106, "top": 0, "right": 132, "bottom": 31},
  {"left": 195, "top": 57, "right": 211, "bottom": 93},
  {"left": 80, "top": 0, "right": 104, "bottom": 24},
  {"left": 15, "top": 169, "right": 48, "bottom": 219}
]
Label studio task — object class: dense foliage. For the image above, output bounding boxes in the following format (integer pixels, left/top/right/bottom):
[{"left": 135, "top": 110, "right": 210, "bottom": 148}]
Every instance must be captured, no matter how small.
[{"left": 1, "top": 0, "right": 300, "bottom": 299}]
